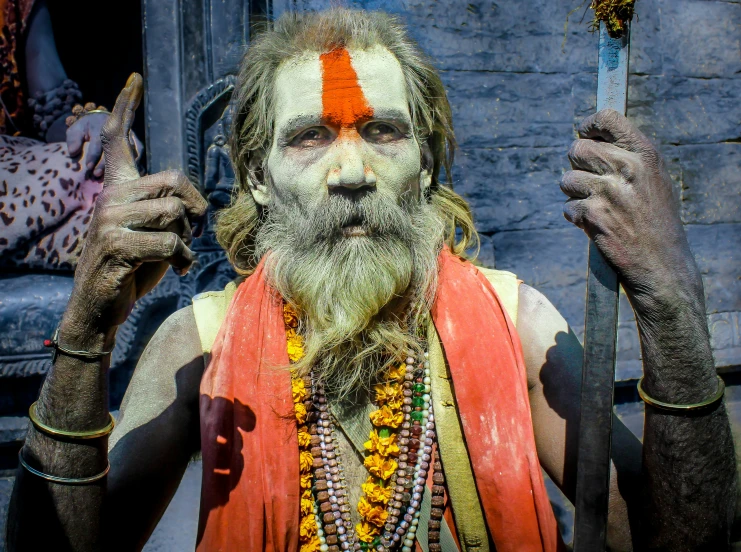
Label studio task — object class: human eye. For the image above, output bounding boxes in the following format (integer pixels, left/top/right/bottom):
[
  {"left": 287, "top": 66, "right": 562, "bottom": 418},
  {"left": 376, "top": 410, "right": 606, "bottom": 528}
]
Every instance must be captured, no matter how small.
[
  {"left": 289, "top": 126, "right": 332, "bottom": 148},
  {"left": 363, "top": 122, "right": 402, "bottom": 143}
]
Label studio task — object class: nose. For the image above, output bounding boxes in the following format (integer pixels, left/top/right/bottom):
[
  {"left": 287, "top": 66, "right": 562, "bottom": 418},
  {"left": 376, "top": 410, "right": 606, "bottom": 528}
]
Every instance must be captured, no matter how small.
[{"left": 327, "top": 128, "right": 377, "bottom": 191}]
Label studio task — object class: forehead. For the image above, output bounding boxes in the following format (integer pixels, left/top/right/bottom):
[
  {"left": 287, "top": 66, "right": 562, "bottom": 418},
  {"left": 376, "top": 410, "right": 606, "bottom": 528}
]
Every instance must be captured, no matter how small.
[{"left": 273, "top": 45, "right": 409, "bottom": 129}]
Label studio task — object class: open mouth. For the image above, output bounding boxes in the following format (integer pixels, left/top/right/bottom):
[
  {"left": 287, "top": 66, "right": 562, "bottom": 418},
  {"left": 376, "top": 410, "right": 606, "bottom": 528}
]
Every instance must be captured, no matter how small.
[{"left": 341, "top": 214, "right": 367, "bottom": 237}]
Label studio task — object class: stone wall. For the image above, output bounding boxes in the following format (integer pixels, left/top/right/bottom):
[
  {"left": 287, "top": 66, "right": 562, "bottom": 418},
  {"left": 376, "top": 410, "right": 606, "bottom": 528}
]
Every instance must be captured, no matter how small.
[{"left": 296, "top": 0, "right": 741, "bottom": 378}]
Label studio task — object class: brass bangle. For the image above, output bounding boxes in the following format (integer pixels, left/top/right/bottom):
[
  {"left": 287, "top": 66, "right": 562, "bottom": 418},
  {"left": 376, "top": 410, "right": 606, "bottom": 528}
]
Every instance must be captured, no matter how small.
[
  {"left": 18, "top": 450, "right": 109, "bottom": 485},
  {"left": 637, "top": 375, "right": 725, "bottom": 413},
  {"left": 29, "top": 402, "right": 115, "bottom": 440}
]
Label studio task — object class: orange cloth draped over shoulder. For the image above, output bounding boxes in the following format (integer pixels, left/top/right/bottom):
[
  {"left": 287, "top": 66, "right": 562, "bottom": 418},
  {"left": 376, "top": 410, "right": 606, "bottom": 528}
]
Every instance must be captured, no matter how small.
[{"left": 197, "top": 249, "right": 561, "bottom": 551}]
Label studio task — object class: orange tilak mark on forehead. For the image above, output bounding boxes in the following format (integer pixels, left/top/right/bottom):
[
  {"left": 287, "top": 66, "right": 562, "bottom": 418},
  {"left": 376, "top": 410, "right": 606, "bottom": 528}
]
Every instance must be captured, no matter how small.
[{"left": 320, "top": 47, "right": 374, "bottom": 128}]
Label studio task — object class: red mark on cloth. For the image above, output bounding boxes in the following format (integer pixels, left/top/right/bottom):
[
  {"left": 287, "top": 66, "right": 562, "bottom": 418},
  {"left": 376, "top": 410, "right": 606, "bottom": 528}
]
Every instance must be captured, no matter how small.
[{"left": 320, "top": 48, "right": 374, "bottom": 127}]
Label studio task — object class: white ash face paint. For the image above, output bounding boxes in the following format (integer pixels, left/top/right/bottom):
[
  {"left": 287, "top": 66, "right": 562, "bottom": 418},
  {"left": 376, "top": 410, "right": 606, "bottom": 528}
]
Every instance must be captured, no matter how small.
[{"left": 258, "top": 46, "right": 424, "bottom": 215}]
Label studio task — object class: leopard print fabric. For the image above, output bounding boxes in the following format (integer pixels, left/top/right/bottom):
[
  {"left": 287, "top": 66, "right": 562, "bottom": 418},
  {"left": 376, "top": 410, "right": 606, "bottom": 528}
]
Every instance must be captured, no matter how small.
[{"left": 0, "top": 134, "right": 103, "bottom": 270}]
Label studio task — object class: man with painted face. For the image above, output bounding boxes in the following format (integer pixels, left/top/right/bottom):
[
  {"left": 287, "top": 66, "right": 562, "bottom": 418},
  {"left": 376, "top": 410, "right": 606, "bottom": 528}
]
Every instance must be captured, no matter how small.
[{"left": 7, "top": 8, "right": 736, "bottom": 552}]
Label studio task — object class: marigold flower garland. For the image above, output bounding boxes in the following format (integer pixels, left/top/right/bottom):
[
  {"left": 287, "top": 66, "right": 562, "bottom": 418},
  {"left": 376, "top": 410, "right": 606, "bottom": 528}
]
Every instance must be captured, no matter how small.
[
  {"left": 285, "top": 303, "right": 440, "bottom": 552},
  {"left": 287, "top": 304, "right": 323, "bottom": 552}
]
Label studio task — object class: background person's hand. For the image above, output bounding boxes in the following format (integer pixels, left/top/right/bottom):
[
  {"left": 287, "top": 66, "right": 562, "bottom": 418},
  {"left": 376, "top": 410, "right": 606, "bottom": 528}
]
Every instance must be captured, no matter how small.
[
  {"left": 66, "top": 110, "right": 143, "bottom": 178},
  {"left": 62, "top": 73, "right": 207, "bottom": 339},
  {"left": 560, "top": 109, "right": 701, "bottom": 312}
]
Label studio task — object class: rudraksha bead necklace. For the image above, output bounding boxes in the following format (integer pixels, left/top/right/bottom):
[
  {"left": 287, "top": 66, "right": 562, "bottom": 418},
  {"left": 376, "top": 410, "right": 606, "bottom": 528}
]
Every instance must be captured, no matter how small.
[{"left": 308, "top": 350, "right": 439, "bottom": 552}]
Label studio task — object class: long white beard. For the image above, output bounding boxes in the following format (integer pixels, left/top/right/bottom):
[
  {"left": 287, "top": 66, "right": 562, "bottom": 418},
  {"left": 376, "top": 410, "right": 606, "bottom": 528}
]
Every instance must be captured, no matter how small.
[{"left": 254, "top": 187, "right": 444, "bottom": 397}]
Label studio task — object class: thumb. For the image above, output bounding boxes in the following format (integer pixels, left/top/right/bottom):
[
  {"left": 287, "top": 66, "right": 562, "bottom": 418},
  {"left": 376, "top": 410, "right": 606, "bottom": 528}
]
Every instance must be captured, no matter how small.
[
  {"left": 101, "top": 73, "right": 143, "bottom": 187},
  {"left": 578, "top": 109, "right": 654, "bottom": 156}
]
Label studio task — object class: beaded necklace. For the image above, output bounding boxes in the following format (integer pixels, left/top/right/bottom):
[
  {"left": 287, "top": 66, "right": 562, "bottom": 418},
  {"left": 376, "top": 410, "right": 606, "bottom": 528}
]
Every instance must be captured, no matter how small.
[{"left": 286, "top": 304, "right": 447, "bottom": 552}]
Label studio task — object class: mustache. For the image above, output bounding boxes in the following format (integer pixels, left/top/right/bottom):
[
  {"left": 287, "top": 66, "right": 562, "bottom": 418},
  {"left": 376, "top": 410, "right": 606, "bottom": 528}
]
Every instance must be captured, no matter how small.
[{"left": 282, "top": 192, "right": 414, "bottom": 244}]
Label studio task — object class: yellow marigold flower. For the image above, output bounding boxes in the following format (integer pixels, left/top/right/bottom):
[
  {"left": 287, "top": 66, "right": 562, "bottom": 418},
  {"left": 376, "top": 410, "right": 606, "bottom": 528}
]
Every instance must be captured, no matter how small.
[
  {"left": 357, "top": 496, "right": 389, "bottom": 527},
  {"left": 364, "top": 453, "right": 397, "bottom": 480},
  {"left": 364, "top": 430, "right": 400, "bottom": 457},
  {"left": 292, "top": 377, "right": 308, "bottom": 404},
  {"left": 299, "top": 537, "right": 321, "bottom": 552},
  {"left": 355, "top": 521, "right": 381, "bottom": 543},
  {"left": 286, "top": 330, "right": 305, "bottom": 362},
  {"left": 387, "top": 394, "right": 403, "bottom": 410},
  {"left": 299, "top": 514, "right": 317, "bottom": 540},
  {"left": 297, "top": 425, "right": 311, "bottom": 447},
  {"left": 299, "top": 450, "right": 314, "bottom": 472},
  {"left": 373, "top": 381, "right": 402, "bottom": 405},
  {"left": 300, "top": 495, "right": 314, "bottom": 516},
  {"left": 294, "top": 402, "right": 307, "bottom": 425},
  {"left": 283, "top": 304, "right": 300, "bottom": 328},
  {"left": 361, "top": 480, "right": 393, "bottom": 505},
  {"left": 300, "top": 471, "right": 313, "bottom": 489},
  {"left": 369, "top": 406, "right": 403, "bottom": 429},
  {"left": 386, "top": 362, "right": 406, "bottom": 382}
]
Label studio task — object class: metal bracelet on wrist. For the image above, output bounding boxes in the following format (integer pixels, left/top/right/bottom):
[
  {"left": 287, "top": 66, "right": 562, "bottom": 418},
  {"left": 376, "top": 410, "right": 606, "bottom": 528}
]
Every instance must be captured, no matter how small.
[
  {"left": 43, "top": 326, "right": 114, "bottom": 363},
  {"left": 637, "top": 375, "right": 725, "bottom": 414},
  {"left": 26, "top": 79, "right": 83, "bottom": 140}
]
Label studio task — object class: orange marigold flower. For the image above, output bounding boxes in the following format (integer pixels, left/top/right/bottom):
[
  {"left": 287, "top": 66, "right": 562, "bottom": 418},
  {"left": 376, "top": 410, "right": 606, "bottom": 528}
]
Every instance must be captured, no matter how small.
[
  {"left": 364, "top": 453, "right": 397, "bottom": 480},
  {"left": 355, "top": 521, "right": 381, "bottom": 543},
  {"left": 299, "top": 450, "right": 314, "bottom": 472},
  {"left": 373, "top": 381, "right": 402, "bottom": 405},
  {"left": 283, "top": 304, "right": 300, "bottom": 328},
  {"left": 364, "top": 430, "right": 400, "bottom": 457},
  {"left": 297, "top": 425, "right": 311, "bottom": 447},
  {"left": 361, "top": 479, "right": 393, "bottom": 505},
  {"left": 294, "top": 402, "right": 307, "bottom": 425},
  {"left": 300, "top": 471, "right": 313, "bottom": 489},
  {"left": 369, "top": 406, "right": 403, "bottom": 429},
  {"left": 292, "top": 377, "right": 308, "bottom": 403}
]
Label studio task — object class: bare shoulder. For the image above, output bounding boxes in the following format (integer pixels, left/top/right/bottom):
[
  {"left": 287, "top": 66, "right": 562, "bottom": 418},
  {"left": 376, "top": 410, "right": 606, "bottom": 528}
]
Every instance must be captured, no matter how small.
[
  {"left": 104, "top": 305, "right": 205, "bottom": 549},
  {"left": 516, "top": 283, "right": 582, "bottom": 390},
  {"left": 110, "top": 304, "right": 204, "bottom": 451}
]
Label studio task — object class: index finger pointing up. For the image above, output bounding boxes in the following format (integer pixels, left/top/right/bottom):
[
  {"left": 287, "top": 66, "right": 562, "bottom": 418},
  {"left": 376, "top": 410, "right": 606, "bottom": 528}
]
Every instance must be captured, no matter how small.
[{"left": 101, "top": 73, "right": 143, "bottom": 187}]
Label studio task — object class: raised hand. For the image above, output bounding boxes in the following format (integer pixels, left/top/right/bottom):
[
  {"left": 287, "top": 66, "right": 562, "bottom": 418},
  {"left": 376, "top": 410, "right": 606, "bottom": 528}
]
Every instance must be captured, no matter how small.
[
  {"left": 66, "top": 111, "right": 144, "bottom": 178},
  {"left": 64, "top": 73, "right": 208, "bottom": 336},
  {"left": 560, "top": 109, "right": 699, "bottom": 310}
]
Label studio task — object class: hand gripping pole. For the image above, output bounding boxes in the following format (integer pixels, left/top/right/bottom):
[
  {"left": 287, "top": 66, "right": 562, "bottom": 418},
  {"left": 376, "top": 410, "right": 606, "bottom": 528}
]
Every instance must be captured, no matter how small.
[{"left": 573, "top": 21, "right": 630, "bottom": 552}]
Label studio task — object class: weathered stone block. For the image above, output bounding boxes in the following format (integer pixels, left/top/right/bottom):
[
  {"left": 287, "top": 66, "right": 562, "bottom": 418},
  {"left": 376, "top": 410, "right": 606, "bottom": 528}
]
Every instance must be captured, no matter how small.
[
  {"left": 353, "top": 0, "right": 597, "bottom": 73},
  {"left": 443, "top": 71, "right": 576, "bottom": 149},
  {"left": 627, "top": 0, "right": 663, "bottom": 76},
  {"left": 659, "top": 0, "right": 741, "bottom": 78},
  {"left": 686, "top": 223, "right": 741, "bottom": 314},
  {"left": 676, "top": 144, "right": 741, "bottom": 225},
  {"left": 572, "top": 74, "right": 741, "bottom": 146},
  {"left": 491, "top": 226, "right": 588, "bottom": 332},
  {"left": 454, "top": 147, "right": 571, "bottom": 233},
  {"left": 709, "top": 311, "right": 741, "bottom": 368}
]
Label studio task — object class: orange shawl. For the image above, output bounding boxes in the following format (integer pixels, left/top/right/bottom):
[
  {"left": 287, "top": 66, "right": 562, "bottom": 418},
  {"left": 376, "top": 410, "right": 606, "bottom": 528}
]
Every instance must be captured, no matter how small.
[{"left": 197, "top": 249, "right": 561, "bottom": 551}]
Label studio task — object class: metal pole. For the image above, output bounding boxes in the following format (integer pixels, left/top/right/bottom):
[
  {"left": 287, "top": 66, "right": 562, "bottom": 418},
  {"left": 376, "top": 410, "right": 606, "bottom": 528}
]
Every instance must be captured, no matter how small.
[{"left": 573, "top": 22, "right": 630, "bottom": 552}]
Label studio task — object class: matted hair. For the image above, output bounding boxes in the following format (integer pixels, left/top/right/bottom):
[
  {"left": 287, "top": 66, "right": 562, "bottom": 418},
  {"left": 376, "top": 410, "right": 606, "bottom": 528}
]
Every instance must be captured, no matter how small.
[{"left": 216, "top": 7, "right": 479, "bottom": 274}]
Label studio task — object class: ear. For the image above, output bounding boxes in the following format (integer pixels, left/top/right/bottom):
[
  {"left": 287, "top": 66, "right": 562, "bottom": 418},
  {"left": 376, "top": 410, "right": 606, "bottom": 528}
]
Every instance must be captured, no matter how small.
[
  {"left": 419, "top": 142, "right": 433, "bottom": 194},
  {"left": 245, "top": 150, "right": 270, "bottom": 206}
]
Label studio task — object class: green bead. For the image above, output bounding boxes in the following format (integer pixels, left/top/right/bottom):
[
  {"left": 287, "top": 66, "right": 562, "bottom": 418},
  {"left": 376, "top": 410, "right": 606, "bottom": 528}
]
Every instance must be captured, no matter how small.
[
  {"left": 360, "top": 543, "right": 369, "bottom": 551},
  {"left": 372, "top": 537, "right": 382, "bottom": 547},
  {"left": 413, "top": 383, "right": 425, "bottom": 393},
  {"left": 412, "top": 397, "right": 424, "bottom": 408},
  {"left": 411, "top": 410, "right": 424, "bottom": 422}
]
